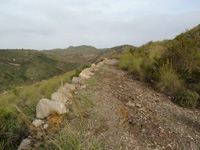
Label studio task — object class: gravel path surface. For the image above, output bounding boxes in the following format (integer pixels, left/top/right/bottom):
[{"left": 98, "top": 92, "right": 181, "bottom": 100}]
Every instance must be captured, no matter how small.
[{"left": 75, "top": 59, "right": 200, "bottom": 150}]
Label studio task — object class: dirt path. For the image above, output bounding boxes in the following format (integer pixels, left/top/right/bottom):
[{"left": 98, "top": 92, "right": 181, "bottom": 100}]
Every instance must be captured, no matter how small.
[{"left": 74, "top": 59, "right": 200, "bottom": 150}]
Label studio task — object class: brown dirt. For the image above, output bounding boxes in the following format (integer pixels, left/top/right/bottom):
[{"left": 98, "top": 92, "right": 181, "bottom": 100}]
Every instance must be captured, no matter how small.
[{"left": 75, "top": 59, "right": 200, "bottom": 150}]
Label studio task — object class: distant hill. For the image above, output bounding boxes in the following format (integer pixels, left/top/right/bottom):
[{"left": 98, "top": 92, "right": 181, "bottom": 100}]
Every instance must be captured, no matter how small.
[
  {"left": 0, "top": 44, "right": 135, "bottom": 93},
  {"left": 42, "top": 45, "right": 102, "bottom": 63},
  {"left": 96, "top": 44, "right": 135, "bottom": 61},
  {"left": 0, "top": 49, "right": 78, "bottom": 92}
]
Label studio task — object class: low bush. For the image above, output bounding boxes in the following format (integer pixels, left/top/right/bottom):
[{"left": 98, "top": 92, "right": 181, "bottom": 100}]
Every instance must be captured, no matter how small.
[
  {"left": 175, "top": 90, "right": 199, "bottom": 109},
  {"left": 73, "top": 63, "right": 91, "bottom": 78},
  {"left": 156, "top": 62, "right": 184, "bottom": 95}
]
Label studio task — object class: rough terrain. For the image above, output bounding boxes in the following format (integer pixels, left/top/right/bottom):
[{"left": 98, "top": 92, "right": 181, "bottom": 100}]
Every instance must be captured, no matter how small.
[{"left": 74, "top": 59, "right": 200, "bottom": 150}]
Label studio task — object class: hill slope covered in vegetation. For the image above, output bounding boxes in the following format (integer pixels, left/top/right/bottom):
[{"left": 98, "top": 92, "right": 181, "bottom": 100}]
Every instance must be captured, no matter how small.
[
  {"left": 118, "top": 24, "right": 200, "bottom": 109},
  {"left": 0, "top": 50, "right": 78, "bottom": 92}
]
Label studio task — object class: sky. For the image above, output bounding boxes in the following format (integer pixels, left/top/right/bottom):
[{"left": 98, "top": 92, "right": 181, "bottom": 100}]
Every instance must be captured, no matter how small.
[{"left": 0, "top": 0, "right": 200, "bottom": 50}]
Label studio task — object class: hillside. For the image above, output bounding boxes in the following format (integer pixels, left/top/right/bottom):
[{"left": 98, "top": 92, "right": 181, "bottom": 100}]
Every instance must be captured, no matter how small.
[
  {"left": 118, "top": 24, "right": 200, "bottom": 109},
  {"left": 42, "top": 45, "right": 102, "bottom": 63},
  {"left": 0, "top": 49, "right": 78, "bottom": 93}
]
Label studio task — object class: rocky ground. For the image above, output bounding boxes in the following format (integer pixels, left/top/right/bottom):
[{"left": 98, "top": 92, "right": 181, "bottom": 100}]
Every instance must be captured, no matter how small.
[{"left": 73, "top": 59, "right": 200, "bottom": 150}]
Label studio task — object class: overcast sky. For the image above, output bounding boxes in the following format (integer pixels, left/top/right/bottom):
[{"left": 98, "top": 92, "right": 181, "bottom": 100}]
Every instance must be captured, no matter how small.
[{"left": 0, "top": 0, "right": 200, "bottom": 50}]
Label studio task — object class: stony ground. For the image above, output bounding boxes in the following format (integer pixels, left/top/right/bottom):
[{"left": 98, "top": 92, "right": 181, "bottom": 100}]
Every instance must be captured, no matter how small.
[{"left": 72, "top": 59, "right": 200, "bottom": 150}]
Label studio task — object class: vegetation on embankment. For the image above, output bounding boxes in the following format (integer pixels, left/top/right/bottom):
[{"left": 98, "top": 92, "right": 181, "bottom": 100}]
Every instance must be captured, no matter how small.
[
  {"left": 118, "top": 24, "right": 200, "bottom": 109},
  {"left": 0, "top": 71, "right": 75, "bottom": 150}
]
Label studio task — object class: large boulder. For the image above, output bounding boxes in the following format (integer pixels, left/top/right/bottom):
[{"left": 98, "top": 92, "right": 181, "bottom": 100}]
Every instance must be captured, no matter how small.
[
  {"left": 36, "top": 99, "right": 68, "bottom": 119},
  {"left": 51, "top": 92, "right": 70, "bottom": 104},
  {"left": 79, "top": 72, "right": 90, "bottom": 79},
  {"left": 64, "top": 83, "right": 76, "bottom": 91}
]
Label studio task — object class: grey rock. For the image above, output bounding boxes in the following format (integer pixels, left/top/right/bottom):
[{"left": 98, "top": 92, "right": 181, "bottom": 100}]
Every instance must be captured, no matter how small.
[
  {"left": 82, "top": 68, "right": 95, "bottom": 75},
  {"left": 18, "top": 139, "right": 31, "bottom": 150},
  {"left": 32, "top": 119, "right": 44, "bottom": 128},
  {"left": 51, "top": 91, "right": 70, "bottom": 104},
  {"left": 57, "top": 87, "right": 73, "bottom": 99},
  {"left": 79, "top": 72, "right": 91, "bottom": 79},
  {"left": 72, "top": 77, "right": 84, "bottom": 85},
  {"left": 64, "top": 83, "right": 76, "bottom": 91}
]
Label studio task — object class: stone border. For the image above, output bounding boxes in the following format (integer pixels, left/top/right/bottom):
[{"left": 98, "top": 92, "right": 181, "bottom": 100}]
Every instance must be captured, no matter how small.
[{"left": 18, "top": 59, "right": 108, "bottom": 150}]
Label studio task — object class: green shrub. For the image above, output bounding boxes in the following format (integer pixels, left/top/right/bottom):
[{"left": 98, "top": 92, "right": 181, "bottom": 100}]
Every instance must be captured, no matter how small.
[
  {"left": 156, "top": 62, "right": 184, "bottom": 95},
  {"left": 128, "top": 57, "right": 143, "bottom": 74},
  {"left": 73, "top": 63, "right": 91, "bottom": 78},
  {"left": 175, "top": 90, "right": 199, "bottom": 108},
  {"left": 118, "top": 53, "right": 133, "bottom": 70}
]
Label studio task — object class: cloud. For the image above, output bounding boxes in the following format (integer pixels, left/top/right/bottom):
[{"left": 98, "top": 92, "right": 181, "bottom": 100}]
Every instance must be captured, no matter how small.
[{"left": 0, "top": 0, "right": 200, "bottom": 49}]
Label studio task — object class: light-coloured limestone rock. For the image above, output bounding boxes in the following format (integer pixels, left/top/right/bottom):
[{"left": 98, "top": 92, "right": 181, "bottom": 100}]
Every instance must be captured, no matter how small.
[
  {"left": 32, "top": 119, "right": 44, "bottom": 128},
  {"left": 96, "top": 61, "right": 105, "bottom": 68},
  {"left": 51, "top": 91, "right": 70, "bottom": 104},
  {"left": 82, "top": 68, "right": 95, "bottom": 75},
  {"left": 43, "top": 124, "right": 49, "bottom": 130},
  {"left": 79, "top": 72, "right": 90, "bottom": 79},
  {"left": 18, "top": 138, "right": 31, "bottom": 150},
  {"left": 57, "top": 87, "right": 73, "bottom": 99},
  {"left": 64, "top": 83, "right": 76, "bottom": 91},
  {"left": 36, "top": 99, "right": 68, "bottom": 119},
  {"left": 72, "top": 77, "right": 84, "bottom": 85},
  {"left": 91, "top": 66, "right": 99, "bottom": 72},
  {"left": 126, "top": 101, "right": 135, "bottom": 107}
]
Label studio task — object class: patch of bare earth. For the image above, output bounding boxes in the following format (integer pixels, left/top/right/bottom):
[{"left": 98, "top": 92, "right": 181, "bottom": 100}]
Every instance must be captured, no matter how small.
[{"left": 75, "top": 59, "right": 200, "bottom": 150}]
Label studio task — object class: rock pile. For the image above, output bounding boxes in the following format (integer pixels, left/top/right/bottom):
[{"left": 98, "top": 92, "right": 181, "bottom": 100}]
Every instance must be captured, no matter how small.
[{"left": 18, "top": 59, "right": 107, "bottom": 150}]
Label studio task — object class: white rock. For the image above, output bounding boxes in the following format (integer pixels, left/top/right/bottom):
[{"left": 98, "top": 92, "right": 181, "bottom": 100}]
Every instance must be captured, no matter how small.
[
  {"left": 79, "top": 72, "right": 90, "bottom": 79},
  {"left": 32, "top": 119, "right": 44, "bottom": 128},
  {"left": 36, "top": 99, "right": 68, "bottom": 119},
  {"left": 82, "top": 68, "right": 95, "bottom": 75},
  {"left": 51, "top": 92, "right": 70, "bottom": 104},
  {"left": 64, "top": 83, "right": 75, "bottom": 91},
  {"left": 136, "top": 103, "right": 142, "bottom": 108},
  {"left": 91, "top": 66, "right": 99, "bottom": 72},
  {"left": 18, "top": 139, "right": 31, "bottom": 150},
  {"left": 43, "top": 124, "right": 49, "bottom": 130},
  {"left": 126, "top": 101, "right": 135, "bottom": 107},
  {"left": 96, "top": 61, "right": 104, "bottom": 68},
  {"left": 57, "top": 87, "right": 73, "bottom": 99},
  {"left": 72, "top": 77, "right": 84, "bottom": 85}
]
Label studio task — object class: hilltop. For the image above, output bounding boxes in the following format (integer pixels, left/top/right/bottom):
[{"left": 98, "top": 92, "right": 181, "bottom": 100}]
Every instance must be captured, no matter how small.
[{"left": 42, "top": 45, "right": 102, "bottom": 63}]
